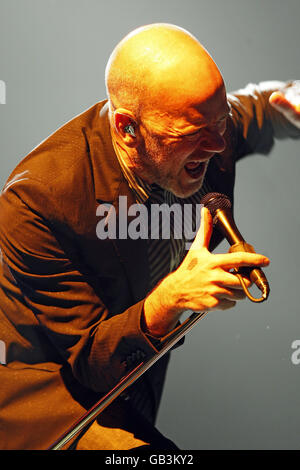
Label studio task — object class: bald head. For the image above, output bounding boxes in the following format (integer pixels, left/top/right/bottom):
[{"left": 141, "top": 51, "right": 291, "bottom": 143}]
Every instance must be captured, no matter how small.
[{"left": 105, "top": 23, "right": 224, "bottom": 119}]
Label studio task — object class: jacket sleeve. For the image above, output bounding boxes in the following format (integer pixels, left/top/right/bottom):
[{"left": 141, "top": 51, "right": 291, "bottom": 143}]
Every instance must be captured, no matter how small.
[
  {"left": 0, "top": 176, "right": 160, "bottom": 394},
  {"left": 227, "top": 80, "right": 300, "bottom": 161}
]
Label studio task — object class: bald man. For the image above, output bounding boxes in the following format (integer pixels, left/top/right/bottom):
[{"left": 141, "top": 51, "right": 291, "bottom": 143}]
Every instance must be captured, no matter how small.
[{"left": 0, "top": 24, "right": 299, "bottom": 450}]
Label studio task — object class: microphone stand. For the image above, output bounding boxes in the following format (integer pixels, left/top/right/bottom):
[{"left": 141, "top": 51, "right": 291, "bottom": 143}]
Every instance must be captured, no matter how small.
[
  {"left": 48, "top": 239, "right": 269, "bottom": 449},
  {"left": 48, "top": 310, "right": 208, "bottom": 450},
  {"left": 48, "top": 192, "right": 270, "bottom": 450}
]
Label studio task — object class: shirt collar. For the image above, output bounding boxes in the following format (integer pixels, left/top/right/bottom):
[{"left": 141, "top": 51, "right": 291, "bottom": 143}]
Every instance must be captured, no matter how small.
[{"left": 111, "top": 137, "right": 153, "bottom": 204}]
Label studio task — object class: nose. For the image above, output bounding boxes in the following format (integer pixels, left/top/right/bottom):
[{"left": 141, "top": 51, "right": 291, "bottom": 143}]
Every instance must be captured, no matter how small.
[{"left": 199, "top": 127, "right": 226, "bottom": 153}]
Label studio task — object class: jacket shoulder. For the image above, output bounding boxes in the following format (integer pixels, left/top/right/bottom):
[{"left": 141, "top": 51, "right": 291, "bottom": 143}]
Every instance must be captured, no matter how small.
[
  {"left": 1, "top": 101, "right": 112, "bottom": 232},
  {"left": 4, "top": 101, "right": 106, "bottom": 191}
]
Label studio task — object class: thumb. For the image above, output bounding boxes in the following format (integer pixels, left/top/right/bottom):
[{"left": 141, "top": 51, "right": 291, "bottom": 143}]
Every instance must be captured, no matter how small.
[
  {"left": 269, "top": 91, "right": 294, "bottom": 112},
  {"left": 269, "top": 90, "right": 300, "bottom": 128},
  {"left": 190, "top": 206, "right": 213, "bottom": 250}
]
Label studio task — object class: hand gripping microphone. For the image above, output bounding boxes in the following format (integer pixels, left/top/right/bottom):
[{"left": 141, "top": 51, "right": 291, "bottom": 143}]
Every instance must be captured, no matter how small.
[{"left": 200, "top": 192, "right": 270, "bottom": 303}]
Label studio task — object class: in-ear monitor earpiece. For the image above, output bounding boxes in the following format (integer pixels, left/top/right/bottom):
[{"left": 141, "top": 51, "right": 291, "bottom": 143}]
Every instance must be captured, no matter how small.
[{"left": 124, "top": 125, "right": 136, "bottom": 137}]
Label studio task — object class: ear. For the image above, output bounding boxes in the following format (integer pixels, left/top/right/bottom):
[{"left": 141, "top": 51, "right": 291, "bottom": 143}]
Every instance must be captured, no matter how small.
[{"left": 113, "top": 109, "right": 138, "bottom": 147}]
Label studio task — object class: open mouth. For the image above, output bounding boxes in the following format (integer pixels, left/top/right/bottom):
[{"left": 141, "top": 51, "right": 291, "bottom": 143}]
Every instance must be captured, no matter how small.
[{"left": 184, "top": 161, "right": 206, "bottom": 179}]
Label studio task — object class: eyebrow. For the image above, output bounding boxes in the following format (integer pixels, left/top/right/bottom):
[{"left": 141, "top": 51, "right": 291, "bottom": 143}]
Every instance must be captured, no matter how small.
[{"left": 181, "top": 107, "right": 232, "bottom": 137}]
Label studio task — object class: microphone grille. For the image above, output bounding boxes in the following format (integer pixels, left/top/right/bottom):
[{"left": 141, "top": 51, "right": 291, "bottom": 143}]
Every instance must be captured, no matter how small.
[{"left": 200, "top": 192, "right": 232, "bottom": 224}]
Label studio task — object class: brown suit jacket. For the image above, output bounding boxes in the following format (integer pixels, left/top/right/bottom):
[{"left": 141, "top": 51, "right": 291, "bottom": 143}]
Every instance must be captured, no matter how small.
[{"left": 0, "top": 97, "right": 263, "bottom": 449}]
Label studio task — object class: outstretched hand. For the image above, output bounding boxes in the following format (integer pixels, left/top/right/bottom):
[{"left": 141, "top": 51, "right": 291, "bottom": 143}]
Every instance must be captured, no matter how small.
[
  {"left": 173, "top": 207, "right": 270, "bottom": 313},
  {"left": 269, "top": 81, "right": 300, "bottom": 129}
]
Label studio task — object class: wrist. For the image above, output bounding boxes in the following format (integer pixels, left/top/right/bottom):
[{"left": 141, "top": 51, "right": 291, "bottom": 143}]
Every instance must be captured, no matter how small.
[{"left": 142, "top": 274, "right": 183, "bottom": 338}]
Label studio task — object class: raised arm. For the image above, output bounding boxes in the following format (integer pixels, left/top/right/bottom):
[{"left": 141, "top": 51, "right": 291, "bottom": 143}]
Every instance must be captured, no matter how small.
[{"left": 227, "top": 80, "right": 300, "bottom": 161}]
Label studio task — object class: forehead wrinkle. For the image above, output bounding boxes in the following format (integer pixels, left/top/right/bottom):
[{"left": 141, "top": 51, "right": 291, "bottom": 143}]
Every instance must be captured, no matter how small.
[{"left": 143, "top": 82, "right": 228, "bottom": 137}]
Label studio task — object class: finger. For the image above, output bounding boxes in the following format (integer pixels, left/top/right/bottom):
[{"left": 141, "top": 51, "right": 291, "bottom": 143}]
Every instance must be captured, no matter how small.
[
  {"left": 214, "top": 271, "right": 252, "bottom": 289},
  {"left": 269, "top": 91, "right": 294, "bottom": 110},
  {"left": 190, "top": 206, "right": 213, "bottom": 250},
  {"left": 216, "top": 299, "right": 237, "bottom": 311},
  {"left": 213, "top": 252, "right": 270, "bottom": 270},
  {"left": 215, "top": 287, "right": 247, "bottom": 301},
  {"left": 233, "top": 274, "right": 252, "bottom": 289}
]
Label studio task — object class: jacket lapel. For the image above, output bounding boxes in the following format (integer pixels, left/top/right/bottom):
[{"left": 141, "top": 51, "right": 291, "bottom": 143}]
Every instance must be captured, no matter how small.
[
  {"left": 111, "top": 181, "right": 150, "bottom": 304},
  {"left": 88, "top": 101, "right": 150, "bottom": 305}
]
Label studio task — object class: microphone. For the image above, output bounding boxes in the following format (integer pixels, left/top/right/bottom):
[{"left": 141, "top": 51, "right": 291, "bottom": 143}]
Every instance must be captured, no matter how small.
[{"left": 200, "top": 192, "right": 270, "bottom": 302}]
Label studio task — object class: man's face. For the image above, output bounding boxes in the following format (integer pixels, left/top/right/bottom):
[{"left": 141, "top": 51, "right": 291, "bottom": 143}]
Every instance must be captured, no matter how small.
[{"left": 135, "top": 85, "right": 230, "bottom": 198}]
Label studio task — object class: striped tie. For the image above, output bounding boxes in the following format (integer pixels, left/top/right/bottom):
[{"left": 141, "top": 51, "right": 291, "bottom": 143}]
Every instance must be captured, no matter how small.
[
  {"left": 146, "top": 185, "right": 172, "bottom": 290},
  {"left": 146, "top": 180, "right": 213, "bottom": 289},
  {"left": 126, "top": 180, "right": 213, "bottom": 423}
]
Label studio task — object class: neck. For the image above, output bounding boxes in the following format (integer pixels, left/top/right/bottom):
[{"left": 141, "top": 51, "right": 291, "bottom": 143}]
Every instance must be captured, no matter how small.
[{"left": 110, "top": 124, "right": 155, "bottom": 185}]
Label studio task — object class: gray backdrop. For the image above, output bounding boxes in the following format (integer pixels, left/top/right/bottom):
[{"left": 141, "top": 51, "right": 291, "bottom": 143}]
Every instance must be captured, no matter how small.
[{"left": 0, "top": 0, "right": 299, "bottom": 450}]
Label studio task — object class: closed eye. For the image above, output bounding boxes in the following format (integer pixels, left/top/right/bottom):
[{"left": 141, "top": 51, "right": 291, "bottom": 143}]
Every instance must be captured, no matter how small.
[
  {"left": 185, "top": 129, "right": 202, "bottom": 138},
  {"left": 183, "top": 117, "right": 227, "bottom": 139}
]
